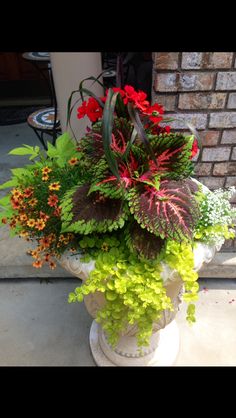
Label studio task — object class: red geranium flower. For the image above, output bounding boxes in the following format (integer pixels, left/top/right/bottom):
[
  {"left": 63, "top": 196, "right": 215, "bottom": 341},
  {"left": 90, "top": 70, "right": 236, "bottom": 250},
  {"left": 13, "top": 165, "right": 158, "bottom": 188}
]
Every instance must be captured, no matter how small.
[
  {"left": 191, "top": 138, "right": 199, "bottom": 158},
  {"left": 145, "top": 103, "right": 164, "bottom": 124},
  {"left": 112, "top": 87, "right": 125, "bottom": 98},
  {"left": 77, "top": 101, "right": 87, "bottom": 119},
  {"left": 77, "top": 98, "right": 103, "bottom": 123},
  {"left": 86, "top": 98, "right": 103, "bottom": 122},
  {"left": 123, "top": 85, "right": 150, "bottom": 111}
]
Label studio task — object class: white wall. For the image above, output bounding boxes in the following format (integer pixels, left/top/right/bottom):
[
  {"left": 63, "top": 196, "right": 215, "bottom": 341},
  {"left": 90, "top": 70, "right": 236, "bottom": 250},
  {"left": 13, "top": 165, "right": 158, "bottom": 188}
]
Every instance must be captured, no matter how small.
[{"left": 50, "top": 52, "right": 103, "bottom": 140}]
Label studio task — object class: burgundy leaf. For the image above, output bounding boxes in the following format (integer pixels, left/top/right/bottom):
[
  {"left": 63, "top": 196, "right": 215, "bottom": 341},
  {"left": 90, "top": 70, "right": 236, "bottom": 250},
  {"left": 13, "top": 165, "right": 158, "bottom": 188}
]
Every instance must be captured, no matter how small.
[
  {"left": 71, "top": 184, "right": 124, "bottom": 223},
  {"left": 129, "top": 180, "right": 200, "bottom": 240},
  {"left": 130, "top": 222, "right": 164, "bottom": 259}
]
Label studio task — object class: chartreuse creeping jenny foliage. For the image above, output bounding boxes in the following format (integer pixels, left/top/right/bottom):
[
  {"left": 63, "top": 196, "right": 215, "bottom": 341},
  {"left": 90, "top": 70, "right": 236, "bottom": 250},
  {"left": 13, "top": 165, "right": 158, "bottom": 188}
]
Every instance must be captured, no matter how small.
[{"left": 1, "top": 81, "right": 236, "bottom": 349}]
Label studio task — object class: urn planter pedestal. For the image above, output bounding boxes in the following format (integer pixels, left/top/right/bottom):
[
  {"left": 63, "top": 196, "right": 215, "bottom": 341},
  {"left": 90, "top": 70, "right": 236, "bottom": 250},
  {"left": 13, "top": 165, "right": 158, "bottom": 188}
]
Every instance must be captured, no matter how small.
[{"left": 60, "top": 240, "right": 222, "bottom": 367}]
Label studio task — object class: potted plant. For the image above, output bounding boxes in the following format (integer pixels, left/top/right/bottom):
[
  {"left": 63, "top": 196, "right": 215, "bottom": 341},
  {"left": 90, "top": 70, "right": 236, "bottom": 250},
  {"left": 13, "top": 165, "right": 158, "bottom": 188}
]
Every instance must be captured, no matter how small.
[{"left": 0, "top": 79, "right": 235, "bottom": 366}]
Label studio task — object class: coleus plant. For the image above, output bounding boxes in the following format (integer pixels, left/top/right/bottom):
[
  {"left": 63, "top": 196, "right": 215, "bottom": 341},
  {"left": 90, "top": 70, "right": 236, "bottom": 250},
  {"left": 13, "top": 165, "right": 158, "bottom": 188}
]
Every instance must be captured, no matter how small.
[{"left": 61, "top": 81, "right": 201, "bottom": 254}]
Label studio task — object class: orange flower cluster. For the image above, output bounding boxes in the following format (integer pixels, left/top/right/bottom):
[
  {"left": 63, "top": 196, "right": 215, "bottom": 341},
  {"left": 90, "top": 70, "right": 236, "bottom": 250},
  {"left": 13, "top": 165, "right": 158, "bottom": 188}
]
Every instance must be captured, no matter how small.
[
  {"left": 29, "top": 231, "right": 75, "bottom": 269},
  {"left": 41, "top": 166, "right": 52, "bottom": 182},
  {"left": 5, "top": 169, "right": 76, "bottom": 270}
]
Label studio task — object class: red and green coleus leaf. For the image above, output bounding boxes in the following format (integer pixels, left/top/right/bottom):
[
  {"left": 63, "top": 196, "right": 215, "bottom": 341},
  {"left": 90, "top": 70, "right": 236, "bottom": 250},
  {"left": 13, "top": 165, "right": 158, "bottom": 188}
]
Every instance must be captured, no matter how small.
[
  {"left": 147, "top": 132, "right": 195, "bottom": 179},
  {"left": 78, "top": 118, "right": 133, "bottom": 164},
  {"left": 60, "top": 184, "right": 128, "bottom": 234},
  {"left": 128, "top": 221, "right": 165, "bottom": 259},
  {"left": 89, "top": 152, "right": 141, "bottom": 199},
  {"left": 127, "top": 179, "right": 200, "bottom": 240}
]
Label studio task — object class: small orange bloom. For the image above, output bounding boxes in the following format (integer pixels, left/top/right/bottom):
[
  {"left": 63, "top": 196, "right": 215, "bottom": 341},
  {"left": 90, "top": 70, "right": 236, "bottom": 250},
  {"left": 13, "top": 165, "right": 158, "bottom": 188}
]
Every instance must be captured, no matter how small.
[
  {"left": 48, "top": 233, "right": 56, "bottom": 242},
  {"left": 9, "top": 220, "right": 17, "bottom": 228},
  {"left": 42, "top": 175, "right": 49, "bottom": 182},
  {"left": 39, "top": 211, "right": 50, "bottom": 222},
  {"left": 27, "top": 219, "right": 36, "bottom": 228},
  {"left": 20, "top": 214, "right": 28, "bottom": 222},
  {"left": 49, "top": 261, "right": 56, "bottom": 270},
  {"left": 19, "top": 230, "right": 29, "bottom": 238},
  {"left": 42, "top": 166, "right": 52, "bottom": 175},
  {"left": 31, "top": 249, "right": 40, "bottom": 259},
  {"left": 1, "top": 217, "right": 8, "bottom": 224},
  {"left": 44, "top": 253, "right": 51, "bottom": 262},
  {"left": 10, "top": 198, "right": 21, "bottom": 209},
  {"left": 39, "top": 236, "right": 51, "bottom": 248},
  {"left": 28, "top": 198, "right": 38, "bottom": 207},
  {"left": 68, "top": 157, "right": 78, "bottom": 166},
  {"left": 35, "top": 219, "right": 46, "bottom": 231},
  {"left": 49, "top": 182, "right": 61, "bottom": 191},
  {"left": 20, "top": 204, "right": 27, "bottom": 211},
  {"left": 48, "top": 194, "right": 59, "bottom": 207},
  {"left": 53, "top": 207, "right": 61, "bottom": 217},
  {"left": 23, "top": 187, "right": 34, "bottom": 198},
  {"left": 11, "top": 189, "right": 22, "bottom": 199},
  {"left": 32, "top": 259, "right": 43, "bottom": 268}
]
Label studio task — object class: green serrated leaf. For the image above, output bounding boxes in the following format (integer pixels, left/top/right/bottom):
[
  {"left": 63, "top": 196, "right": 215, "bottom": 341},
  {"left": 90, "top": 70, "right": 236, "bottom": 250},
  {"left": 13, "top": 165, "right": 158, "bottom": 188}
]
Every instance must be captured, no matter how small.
[
  {"left": 9, "top": 147, "right": 34, "bottom": 156},
  {"left": 0, "top": 179, "right": 18, "bottom": 190}
]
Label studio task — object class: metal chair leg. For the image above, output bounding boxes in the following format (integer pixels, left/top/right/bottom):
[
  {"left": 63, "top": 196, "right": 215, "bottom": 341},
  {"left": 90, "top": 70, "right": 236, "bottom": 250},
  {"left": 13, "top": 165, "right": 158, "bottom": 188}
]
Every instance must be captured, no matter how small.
[{"left": 32, "top": 127, "right": 47, "bottom": 151}]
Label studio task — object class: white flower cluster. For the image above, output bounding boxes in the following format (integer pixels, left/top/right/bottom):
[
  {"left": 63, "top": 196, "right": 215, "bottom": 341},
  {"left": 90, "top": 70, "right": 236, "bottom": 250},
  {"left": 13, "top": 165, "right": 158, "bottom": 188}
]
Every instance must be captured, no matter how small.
[{"left": 198, "top": 187, "right": 236, "bottom": 227}]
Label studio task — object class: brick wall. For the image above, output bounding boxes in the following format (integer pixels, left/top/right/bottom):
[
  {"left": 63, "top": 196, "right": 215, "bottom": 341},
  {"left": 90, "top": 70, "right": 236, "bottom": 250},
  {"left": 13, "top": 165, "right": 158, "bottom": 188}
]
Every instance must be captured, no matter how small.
[{"left": 152, "top": 52, "right": 236, "bottom": 251}]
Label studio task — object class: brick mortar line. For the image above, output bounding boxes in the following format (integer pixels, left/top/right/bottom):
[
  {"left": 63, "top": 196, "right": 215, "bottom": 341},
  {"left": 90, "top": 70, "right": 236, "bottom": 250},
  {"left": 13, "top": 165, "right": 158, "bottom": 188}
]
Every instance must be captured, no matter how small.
[
  {"left": 176, "top": 52, "right": 182, "bottom": 110},
  {"left": 153, "top": 68, "right": 236, "bottom": 73},
  {"left": 165, "top": 109, "right": 236, "bottom": 113},
  {"left": 229, "top": 146, "right": 235, "bottom": 161},
  {"left": 218, "top": 129, "right": 223, "bottom": 146},
  {"left": 213, "top": 70, "right": 218, "bottom": 90},
  {"left": 225, "top": 92, "right": 230, "bottom": 109},
  {"left": 178, "top": 52, "right": 182, "bottom": 71},
  {"left": 154, "top": 90, "right": 236, "bottom": 94},
  {"left": 231, "top": 53, "right": 236, "bottom": 68},
  {"left": 206, "top": 113, "right": 210, "bottom": 130}
]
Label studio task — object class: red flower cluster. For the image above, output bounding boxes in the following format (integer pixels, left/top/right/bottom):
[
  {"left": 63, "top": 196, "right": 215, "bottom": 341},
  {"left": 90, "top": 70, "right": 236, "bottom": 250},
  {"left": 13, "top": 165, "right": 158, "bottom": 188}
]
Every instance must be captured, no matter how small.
[
  {"left": 77, "top": 85, "right": 164, "bottom": 125},
  {"left": 77, "top": 97, "right": 103, "bottom": 123}
]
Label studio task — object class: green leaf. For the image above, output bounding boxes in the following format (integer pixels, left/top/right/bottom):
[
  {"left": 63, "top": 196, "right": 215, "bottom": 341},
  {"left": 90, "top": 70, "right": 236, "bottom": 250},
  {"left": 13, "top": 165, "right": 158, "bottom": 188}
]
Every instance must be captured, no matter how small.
[
  {"left": 68, "top": 293, "right": 77, "bottom": 303},
  {"left": 0, "top": 195, "right": 11, "bottom": 207},
  {"left": 79, "top": 72, "right": 105, "bottom": 101},
  {"left": 78, "top": 87, "right": 105, "bottom": 109},
  {"left": 46, "top": 142, "right": 58, "bottom": 158},
  {"left": 0, "top": 179, "right": 17, "bottom": 190},
  {"left": 11, "top": 168, "right": 31, "bottom": 178},
  {"left": 102, "top": 89, "right": 120, "bottom": 180},
  {"left": 8, "top": 145, "right": 38, "bottom": 156},
  {"left": 127, "top": 103, "right": 157, "bottom": 165},
  {"left": 46, "top": 133, "right": 77, "bottom": 166},
  {"left": 56, "top": 132, "right": 75, "bottom": 152},
  {"left": 185, "top": 122, "right": 202, "bottom": 151}
]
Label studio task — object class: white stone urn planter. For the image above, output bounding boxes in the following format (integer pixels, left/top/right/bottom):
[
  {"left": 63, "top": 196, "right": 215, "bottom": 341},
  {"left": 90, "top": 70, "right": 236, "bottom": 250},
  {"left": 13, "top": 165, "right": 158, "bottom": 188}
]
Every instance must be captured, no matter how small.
[{"left": 59, "top": 239, "right": 223, "bottom": 367}]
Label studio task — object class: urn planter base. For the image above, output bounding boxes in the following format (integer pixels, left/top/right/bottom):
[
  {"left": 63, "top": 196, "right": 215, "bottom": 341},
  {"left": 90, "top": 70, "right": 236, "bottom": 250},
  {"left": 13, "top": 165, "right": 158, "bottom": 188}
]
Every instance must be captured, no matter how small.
[{"left": 89, "top": 319, "right": 180, "bottom": 367}]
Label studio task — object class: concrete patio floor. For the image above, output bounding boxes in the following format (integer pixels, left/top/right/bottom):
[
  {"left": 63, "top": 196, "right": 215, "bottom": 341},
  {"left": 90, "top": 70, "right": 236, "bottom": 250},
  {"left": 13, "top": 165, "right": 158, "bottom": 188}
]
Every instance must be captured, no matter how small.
[{"left": 0, "top": 277, "right": 236, "bottom": 366}]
